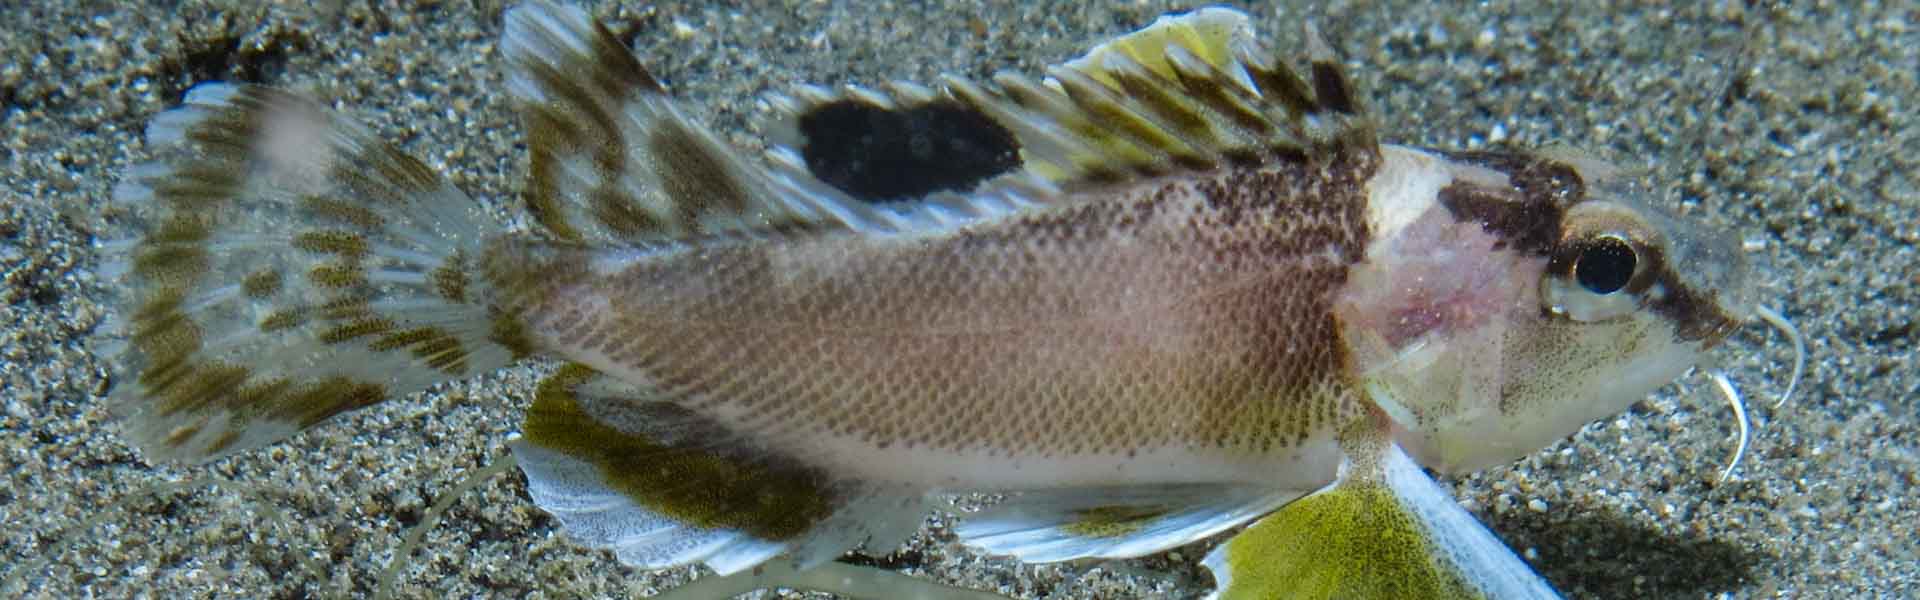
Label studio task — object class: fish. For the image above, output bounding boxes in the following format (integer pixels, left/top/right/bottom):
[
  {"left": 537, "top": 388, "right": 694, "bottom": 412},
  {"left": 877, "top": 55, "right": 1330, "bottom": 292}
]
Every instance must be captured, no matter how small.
[{"left": 96, "top": 1, "right": 1773, "bottom": 598}]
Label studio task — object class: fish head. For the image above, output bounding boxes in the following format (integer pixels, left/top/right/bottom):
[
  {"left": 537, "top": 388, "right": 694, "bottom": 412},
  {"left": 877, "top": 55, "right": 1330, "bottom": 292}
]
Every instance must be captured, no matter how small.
[{"left": 1342, "top": 146, "right": 1754, "bottom": 473}]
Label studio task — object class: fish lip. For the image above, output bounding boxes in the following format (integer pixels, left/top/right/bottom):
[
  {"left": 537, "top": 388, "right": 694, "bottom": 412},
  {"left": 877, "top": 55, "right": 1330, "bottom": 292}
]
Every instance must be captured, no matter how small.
[{"left": 1659, "top": 218, "right": 1756, "bottom": 347}]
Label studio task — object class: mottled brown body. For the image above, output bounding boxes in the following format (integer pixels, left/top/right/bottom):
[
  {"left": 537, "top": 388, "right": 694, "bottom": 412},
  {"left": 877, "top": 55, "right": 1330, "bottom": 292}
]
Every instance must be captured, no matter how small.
[{"left": 511, "top": 151, "right": 1377, "bottom": 486}]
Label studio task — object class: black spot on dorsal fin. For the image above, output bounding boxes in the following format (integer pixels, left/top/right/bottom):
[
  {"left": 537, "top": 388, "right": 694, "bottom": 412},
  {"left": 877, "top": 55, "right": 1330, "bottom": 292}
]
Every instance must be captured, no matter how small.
[{"left": 796, "top": 99, "right": 1022, "bottom": 203}]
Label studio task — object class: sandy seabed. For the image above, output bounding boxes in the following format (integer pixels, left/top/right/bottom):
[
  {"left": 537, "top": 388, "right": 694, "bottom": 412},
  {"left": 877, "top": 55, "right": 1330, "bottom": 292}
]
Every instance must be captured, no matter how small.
[{"left": 1, "top": 1, "right": 1913, "bottom": 598}]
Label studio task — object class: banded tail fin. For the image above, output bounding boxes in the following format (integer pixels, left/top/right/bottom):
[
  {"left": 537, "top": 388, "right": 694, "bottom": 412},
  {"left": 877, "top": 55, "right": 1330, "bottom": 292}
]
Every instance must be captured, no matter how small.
[
  {"left": 101, "top": 83, "right": 527, "bottom": 462},
  {"left": 512, "top": 364, "right": 930, "bottom": 574},
  {"left": 1201, "top": 444, "right": 1561, "bottom": 600}
]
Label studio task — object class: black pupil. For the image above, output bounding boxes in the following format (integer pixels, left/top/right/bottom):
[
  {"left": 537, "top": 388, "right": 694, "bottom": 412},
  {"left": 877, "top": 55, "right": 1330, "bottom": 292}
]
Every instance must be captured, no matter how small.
[{"left": 1574, "top": 238, "right": 1637, "bottom": 294}]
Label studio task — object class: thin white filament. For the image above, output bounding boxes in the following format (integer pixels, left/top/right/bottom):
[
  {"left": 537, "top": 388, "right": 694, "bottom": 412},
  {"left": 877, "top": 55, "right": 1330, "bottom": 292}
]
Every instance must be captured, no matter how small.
[
  {"left": 1710, "top": 371, "right": 1750, "bottom": 483},
  {"left": 1753, "top": 305, "right": 1805, "bottom": 408},
  {"left": 377, "top": 454, "right": 521, "bottom": 600}
]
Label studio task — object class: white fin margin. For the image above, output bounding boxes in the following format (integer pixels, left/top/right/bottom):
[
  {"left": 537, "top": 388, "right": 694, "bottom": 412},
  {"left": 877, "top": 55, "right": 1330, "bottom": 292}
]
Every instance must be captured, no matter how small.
[
  {"left": 1382, "top": 447, "right": 1562, "bottom": 599},
  {"left": 955, "top": 484, "right": 1302, "bottom": 563},
  {"left": 511, "top": 440, "right": 789, "bottom": 574}
]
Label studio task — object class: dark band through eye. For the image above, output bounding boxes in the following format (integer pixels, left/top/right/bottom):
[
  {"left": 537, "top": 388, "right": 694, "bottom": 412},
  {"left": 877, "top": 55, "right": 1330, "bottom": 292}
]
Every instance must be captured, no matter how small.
[{"left": 1574, "top": 237, "right": 1637, "bottom": 294}]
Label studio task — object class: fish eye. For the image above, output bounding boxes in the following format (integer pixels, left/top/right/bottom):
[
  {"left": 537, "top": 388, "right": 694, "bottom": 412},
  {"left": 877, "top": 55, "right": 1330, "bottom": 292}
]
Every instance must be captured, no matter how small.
[
  {"left": 1542, "top": 229, "right": 1650, "bottom": 323},
  {"left": 1573, "top": 236, "right": 1636, "bottom": 295}
]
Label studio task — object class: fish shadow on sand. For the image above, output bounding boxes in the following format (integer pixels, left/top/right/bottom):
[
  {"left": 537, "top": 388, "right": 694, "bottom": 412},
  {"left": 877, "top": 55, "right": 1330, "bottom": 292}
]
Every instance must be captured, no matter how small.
[{"left": 1484, "top": 499, "right": 1770, "bottom": 599}]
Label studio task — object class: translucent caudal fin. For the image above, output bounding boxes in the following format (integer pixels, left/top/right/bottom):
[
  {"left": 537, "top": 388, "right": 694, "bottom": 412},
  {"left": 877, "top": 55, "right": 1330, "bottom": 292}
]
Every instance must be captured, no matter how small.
[{"left": 100, "top": 83, "right": 532, "bottom": 462}]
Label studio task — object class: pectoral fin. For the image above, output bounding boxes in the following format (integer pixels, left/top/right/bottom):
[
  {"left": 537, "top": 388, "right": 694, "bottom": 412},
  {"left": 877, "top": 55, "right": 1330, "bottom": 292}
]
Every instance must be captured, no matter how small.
[{"left": 1202, "top": 445, "right": 1560, "bottom": 600}]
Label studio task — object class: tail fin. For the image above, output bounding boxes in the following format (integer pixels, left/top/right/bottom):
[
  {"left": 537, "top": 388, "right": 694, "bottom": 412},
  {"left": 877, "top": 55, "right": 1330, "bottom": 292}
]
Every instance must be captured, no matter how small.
[{"left": 101, "top": 83, "right": 528, "bottom": 462}]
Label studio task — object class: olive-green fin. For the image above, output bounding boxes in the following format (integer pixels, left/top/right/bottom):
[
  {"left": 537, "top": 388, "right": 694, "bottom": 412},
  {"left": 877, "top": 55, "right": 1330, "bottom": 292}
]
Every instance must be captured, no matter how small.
[
  {"left": 101, "top": 83, "right": 521, "bottom": 462},
  {"left": 941, "top": 7, "right": 1376, "bottom": 187},
  {"left": 954, "top": 484, "right": 1302, "bottom": 563},
  {"left": 1201, "top": 444, "right": 1561, "bottom": 600},
  {"left": 511, "top": 364, "right": 932, "bottom": 574}
]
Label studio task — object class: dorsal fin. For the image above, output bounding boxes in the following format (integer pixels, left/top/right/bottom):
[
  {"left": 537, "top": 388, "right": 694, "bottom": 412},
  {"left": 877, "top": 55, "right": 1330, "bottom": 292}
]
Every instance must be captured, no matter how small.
[
  {"left": 1060, "top": 6, "right": 1257, "bottom": 91},
  {"left": 766, "top": 7, "right": 1375, "bottom": 200},
  {"left": 504, "top": 1, "right": 1053, "bottom": 242},
  {"left": 501, "top": 1, "right": 860, "bottom": 243},
  {"left": 763, "top": 81, "right": 1026, "bottom": 204},
  {"left": 510, "top": 2, "right": 1376, "bottom": 244},
  {"left": 952, "top": 7, "right": 1377, "bottom": 187}
]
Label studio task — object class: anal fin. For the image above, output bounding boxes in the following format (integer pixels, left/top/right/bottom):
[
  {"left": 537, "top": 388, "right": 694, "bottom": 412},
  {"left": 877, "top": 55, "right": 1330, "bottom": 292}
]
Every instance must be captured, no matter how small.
[
  {"left": 1202, "top": 444, "right": 1561, "bottom": 600},
  {"left": 955, "top": 484, "right": 1303, "bottom": 563},
  {"left": 511, "top": 364, "right": 930, "bottom": 574}
]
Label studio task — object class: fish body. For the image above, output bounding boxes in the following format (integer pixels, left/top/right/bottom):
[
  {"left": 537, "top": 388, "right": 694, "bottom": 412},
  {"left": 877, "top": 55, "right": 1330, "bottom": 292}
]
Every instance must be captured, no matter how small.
[
  {"left": 100, "top": 2, "right": 1754, "bottom": 597},
  {"left": 514, "top": 155, "right": 1372, "bottom": 491}
]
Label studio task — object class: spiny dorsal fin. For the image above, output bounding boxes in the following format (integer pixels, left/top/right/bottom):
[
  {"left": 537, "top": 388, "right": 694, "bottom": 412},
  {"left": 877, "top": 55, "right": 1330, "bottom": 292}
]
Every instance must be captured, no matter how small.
[
  {"left": 767, "top": 8, "right": 1374, "bottom": 194},
  {"left": 501, "top": 1, "right": 861, "bottom": 243},
  {"left": 760, "top": 80, "right": 1066, "bottom": 237},
  {"left": 1061, "top": 5, "right": 1258, "bottom": 91},
  {"left": 948, "top": 7, "right": 1377, "bottom": 187},
  {"left": 757, "top": 7, "right": 1375, "bottom": 240}
]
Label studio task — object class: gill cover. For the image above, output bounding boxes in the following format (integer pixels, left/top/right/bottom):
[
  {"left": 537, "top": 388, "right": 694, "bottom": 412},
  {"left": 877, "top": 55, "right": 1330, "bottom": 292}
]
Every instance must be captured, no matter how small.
[{"left": 1347, "top": 152, "right": 1753, "bottom": 473}]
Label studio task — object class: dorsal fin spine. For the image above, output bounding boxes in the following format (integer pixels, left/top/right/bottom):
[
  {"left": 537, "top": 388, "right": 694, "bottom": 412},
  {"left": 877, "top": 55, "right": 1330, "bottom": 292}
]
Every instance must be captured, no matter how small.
[
  {"left": 1097, "top": 50, "right": 1215, "bottom": 135},
  {"left": 1163, "top": 44, "right": 1275, "bottom": 137},
  {"left": 1046, "top": 65, "right": 1206, "bottom": 170},
  {"left": 942, "top": 75, "right": 1101, "bottom": 183}
]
